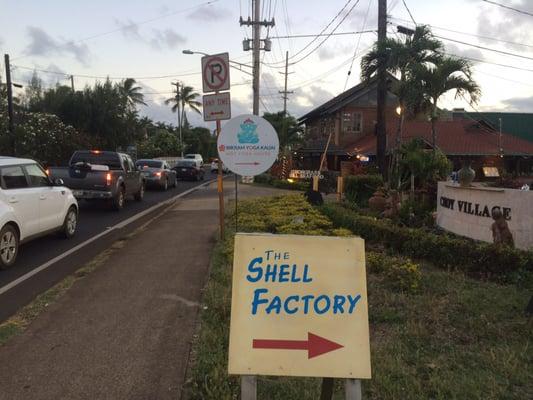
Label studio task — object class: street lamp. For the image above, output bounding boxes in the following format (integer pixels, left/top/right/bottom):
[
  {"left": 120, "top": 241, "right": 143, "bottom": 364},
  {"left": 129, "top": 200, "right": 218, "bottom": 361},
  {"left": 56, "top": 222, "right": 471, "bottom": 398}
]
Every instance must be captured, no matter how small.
[{"left": 182, "top": 49, "right": 253, "bottom": 75}]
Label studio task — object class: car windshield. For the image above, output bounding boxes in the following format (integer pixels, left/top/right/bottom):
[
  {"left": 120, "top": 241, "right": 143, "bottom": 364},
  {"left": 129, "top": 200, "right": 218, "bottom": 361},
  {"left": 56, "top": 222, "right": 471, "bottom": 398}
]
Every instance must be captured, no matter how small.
[
  {"left": 70, "top": 151, "right": 122, "bottom": 169},
  {"left": 176, "top": 161, "right": 196, "bottom": 167},
  {"left": 136, "top": 160, "right": 163, "bottom": 168}
]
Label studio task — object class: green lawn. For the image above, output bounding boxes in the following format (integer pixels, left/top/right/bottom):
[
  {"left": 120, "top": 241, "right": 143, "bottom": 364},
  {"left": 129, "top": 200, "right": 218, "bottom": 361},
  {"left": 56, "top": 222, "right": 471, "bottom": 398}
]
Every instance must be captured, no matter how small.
[{"left": 184, "top": 195, "right": 533, "bottom": 400}]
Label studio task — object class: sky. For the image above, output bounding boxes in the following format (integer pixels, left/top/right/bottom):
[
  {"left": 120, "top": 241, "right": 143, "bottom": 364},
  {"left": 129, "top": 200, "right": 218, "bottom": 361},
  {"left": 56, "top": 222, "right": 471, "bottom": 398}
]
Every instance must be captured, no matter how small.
[{"left": 2, "top": 0, "right": 533, "bottom": 130}]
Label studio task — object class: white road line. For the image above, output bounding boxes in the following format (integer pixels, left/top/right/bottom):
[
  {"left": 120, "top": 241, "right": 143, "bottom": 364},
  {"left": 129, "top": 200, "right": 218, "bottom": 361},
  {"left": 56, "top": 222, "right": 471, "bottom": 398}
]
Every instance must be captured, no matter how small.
[{"left": 0, "top": 179, "right": 215, "bottom": 296}]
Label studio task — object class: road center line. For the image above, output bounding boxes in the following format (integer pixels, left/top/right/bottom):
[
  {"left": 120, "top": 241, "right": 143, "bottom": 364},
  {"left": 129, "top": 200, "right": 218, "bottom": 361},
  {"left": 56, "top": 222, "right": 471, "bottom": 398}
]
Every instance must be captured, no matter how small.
[{"left": 0, "top": 179, "right": 216, "bottom": 296}]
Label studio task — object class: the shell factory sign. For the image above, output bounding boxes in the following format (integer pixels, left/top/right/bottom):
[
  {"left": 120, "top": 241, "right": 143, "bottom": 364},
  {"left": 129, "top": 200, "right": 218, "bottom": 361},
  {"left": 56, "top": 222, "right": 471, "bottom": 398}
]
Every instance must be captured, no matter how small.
[{"left": 228, "top": 233, "right": 371, "bottom": 379}]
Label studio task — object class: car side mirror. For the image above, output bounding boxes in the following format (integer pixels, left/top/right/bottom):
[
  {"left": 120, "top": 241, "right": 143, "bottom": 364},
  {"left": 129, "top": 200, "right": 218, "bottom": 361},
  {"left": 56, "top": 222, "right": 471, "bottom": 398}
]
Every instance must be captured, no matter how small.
[{"left": 54, "top": 178, "right": 65, "bottom": 186}]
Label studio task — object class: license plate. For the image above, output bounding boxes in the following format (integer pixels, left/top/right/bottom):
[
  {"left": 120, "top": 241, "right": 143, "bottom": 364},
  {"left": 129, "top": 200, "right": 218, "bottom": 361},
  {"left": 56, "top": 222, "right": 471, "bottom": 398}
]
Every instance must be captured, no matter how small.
[{"left": 181, "top": 168, "right": 187, "bottom": 172}]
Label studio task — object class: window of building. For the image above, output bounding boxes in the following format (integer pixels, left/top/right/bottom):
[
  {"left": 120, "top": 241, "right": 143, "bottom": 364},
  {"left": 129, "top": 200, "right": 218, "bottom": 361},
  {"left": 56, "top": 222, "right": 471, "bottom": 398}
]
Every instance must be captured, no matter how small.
[{"left": 343, "top": 112, "right": 363, "bottom": 133}]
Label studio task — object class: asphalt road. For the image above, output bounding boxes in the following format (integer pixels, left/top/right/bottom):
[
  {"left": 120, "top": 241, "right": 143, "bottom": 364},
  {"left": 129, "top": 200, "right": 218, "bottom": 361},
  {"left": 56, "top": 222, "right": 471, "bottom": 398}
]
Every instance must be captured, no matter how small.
[{"left": 0, "top": 170, "right": 218, "bottom": 322}]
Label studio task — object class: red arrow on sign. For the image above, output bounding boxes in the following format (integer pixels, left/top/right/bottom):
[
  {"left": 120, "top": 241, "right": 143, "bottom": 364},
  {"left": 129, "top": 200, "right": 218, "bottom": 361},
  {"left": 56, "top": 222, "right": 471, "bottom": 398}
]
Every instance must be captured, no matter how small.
[
  {"left": 236, "top": 162, "right": 260, "bottom": 165},
  {"left": 253, "top": 332, "right": 343, "bottom": 359}
]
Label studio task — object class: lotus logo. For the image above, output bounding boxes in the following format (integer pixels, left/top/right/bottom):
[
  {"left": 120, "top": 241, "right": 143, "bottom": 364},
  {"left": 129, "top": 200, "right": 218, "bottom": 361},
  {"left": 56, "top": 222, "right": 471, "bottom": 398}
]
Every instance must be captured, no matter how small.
[{"left": 219, "top": 144, "right": 226, "bottom": 152}]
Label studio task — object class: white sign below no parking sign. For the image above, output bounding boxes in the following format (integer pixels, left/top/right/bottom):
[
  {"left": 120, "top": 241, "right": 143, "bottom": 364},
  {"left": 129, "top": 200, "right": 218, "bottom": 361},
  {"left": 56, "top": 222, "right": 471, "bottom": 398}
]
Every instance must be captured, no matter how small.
[{"left": 217, "top": 114, "right": 279, "bottom": 176}]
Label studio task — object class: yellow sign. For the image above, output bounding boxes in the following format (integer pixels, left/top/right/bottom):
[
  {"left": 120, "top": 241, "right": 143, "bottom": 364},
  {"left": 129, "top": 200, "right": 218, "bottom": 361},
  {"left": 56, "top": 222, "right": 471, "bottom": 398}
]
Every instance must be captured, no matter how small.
[{"left": 228, "top": 233, "right": 371, "bottom": 379}]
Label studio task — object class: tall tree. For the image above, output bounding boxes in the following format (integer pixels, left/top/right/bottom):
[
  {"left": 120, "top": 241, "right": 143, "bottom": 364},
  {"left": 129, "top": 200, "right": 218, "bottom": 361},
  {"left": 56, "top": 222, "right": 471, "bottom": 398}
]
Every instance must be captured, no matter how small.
[
  {"left": 165, "top": 84, "right": 201, "bottom": 154},
  {"left": 262, "top": 111, "right": 303, "bottom": 152},
  {"left": 415, "top": 56, "right": 481, "bottom": 150},
  {"left": 119, "top": 78, "right": 146, "bottom": 110}
]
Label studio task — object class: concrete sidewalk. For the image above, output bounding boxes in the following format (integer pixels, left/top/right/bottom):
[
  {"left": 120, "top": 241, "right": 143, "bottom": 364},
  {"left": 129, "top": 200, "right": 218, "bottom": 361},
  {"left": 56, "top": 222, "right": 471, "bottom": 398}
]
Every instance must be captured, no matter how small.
[{"left": 0, "top": 180, "right": 290, "bottom": 400}]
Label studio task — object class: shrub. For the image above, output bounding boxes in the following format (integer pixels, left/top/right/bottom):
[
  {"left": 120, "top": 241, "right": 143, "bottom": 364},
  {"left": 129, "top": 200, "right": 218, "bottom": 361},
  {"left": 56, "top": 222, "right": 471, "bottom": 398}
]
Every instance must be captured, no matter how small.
[
  {"left": 344, "top": 174, "right": 383, "bottom": 206},
  {"left": 321, "top": 203, "right": 533, "bottom": 285},
  {"left": 253, "top": 173, "right": 309, "bottom": 191},
  {"left": 366, "top": 252, "right": 421, "bottom": 292}
]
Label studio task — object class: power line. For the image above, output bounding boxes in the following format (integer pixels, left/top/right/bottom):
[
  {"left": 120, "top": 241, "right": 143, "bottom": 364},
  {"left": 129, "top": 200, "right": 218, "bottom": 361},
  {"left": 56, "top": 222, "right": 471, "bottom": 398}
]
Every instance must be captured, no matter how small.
[
  {"left": 344, "top": 0, "right": 373, "bottom": 91},
  {"left": 482, "top": 0, "right": 533, "bottom": 17},
  {"left": 270, "top": 30, "right": 376, "bottom": 39},
  {"left": 401, "top": 0, "right": 417, "bottom": 25},
  {"left": 434, "top": 34, "right": 533, "bottom": 62},
  {"left": 389, "top": 16, "right": 533, "bottom": 49},
  {"left": 11, "top": 0, "right": 221, "bottom": 61},
  {"left": 11, "top": 64, "right": 202, "bottom": 81},
  {"left": 264, "top": 0, "right": 357, "bottom": 66},
  {"left": 444, "top": 52, "right": 533, "bottom": 73}
]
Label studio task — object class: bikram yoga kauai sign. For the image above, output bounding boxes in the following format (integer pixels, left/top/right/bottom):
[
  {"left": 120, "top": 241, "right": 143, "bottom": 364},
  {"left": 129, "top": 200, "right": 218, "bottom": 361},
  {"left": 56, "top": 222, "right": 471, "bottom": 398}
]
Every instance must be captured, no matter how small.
[
  {"left": 437, "top": 182, "right": 533, "bottom": 251},
  {"left": 228, "top": 233, "right": 371, "bottom": 379}
]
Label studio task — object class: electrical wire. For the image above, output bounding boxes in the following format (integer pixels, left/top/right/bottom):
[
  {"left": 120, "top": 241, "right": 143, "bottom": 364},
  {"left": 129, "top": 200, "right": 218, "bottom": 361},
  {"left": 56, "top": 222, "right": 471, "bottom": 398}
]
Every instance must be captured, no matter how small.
[
  {"left": 344, "top": 0, "right": 373, "bottom": 91},
  {"left": 264, "top": 0, "right": 357, "bottom": 66},
  {"left": 482, "top": 0, "right": 533, "bottom": 17},
  {"left": 401, "top": 0, "right": 417, "bottom": 25},
  {"left": 11, "top": 0, "right": 221, "bottom": 61},
  {"left": 389, "top": 16, "right": 533, "bottom": 49}
]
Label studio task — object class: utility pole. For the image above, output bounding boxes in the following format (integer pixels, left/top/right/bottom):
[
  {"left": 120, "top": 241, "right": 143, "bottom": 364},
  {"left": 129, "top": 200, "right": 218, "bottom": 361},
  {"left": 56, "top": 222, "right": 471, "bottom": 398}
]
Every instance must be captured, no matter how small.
[
  {"left": 171, "top": 81, "right": 184, "bottom": 157},
  {"left": 4, "top": 54, "right": 15, "bottom": 141},
  {"left": 70, "top": 75, "right": 75, "bottom": 92},
  {"left": 278, "top": 51, "right": 294, "bottom": 115},
  {"left": 376, "top": 0, "right": 388, "bottom": 180},
  {"left": 240, "top": 0, "right": 274, "bottom": 116}
]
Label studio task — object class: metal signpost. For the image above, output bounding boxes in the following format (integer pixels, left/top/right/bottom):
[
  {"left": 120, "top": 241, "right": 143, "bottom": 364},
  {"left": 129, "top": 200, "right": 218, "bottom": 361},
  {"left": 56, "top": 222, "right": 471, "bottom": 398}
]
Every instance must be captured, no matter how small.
[
  {"left": 201, "top": 52, "right": 231, "bottom": 239},
  {"left": 228, "top": 234, "right": 371, "bottom": 399}
]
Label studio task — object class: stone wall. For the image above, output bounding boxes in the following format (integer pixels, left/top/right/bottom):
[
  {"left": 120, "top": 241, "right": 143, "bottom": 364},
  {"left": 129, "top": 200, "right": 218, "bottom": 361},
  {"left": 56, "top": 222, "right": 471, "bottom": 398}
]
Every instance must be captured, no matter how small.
[{"left": 436, "top": 182, "right": 533, "bottom": 250}]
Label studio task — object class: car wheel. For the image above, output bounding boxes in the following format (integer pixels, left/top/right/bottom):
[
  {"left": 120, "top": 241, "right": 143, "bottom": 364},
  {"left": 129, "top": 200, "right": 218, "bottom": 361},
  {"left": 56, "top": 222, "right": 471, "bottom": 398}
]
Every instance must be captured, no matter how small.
[
  {"left": 162, "top": 178, "right": 168, "bottom": 191},
  {"left": 134, "top": 183, "right": 144, "bottom": 201},
  {"left": 0, "top": 224, "right": 18, "bottom": 268},
  {"left": 113, "top": 187, "right": 125, "bottom": 210},
  {"left": 62, "top": 206, "right": 78, "bottom": 238},
  {"left": 172, "top": 176, "right": 177, "bottom": 187}
]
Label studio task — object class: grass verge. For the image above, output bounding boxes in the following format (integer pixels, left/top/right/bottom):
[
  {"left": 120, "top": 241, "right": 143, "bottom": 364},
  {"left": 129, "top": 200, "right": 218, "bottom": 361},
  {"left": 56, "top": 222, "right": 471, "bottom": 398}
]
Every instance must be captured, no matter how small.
[{"left": 185, "top": 194, "right": 533, "bottom": 400}]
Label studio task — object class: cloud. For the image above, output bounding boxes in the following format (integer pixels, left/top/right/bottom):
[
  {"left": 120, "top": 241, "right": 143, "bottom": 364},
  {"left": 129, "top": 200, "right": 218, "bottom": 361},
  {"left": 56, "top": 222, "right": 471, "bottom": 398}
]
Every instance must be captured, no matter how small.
[
  {"left": 291, "top": 85, "right": 335, "bottom": 117},
  {"left": 24, "top": 26, "right": 90, "bottom": 65},
  {"left": 501, "top": 95, "right": 533, "bottom": 112},
  {"left": 476, "top": 1, "right": 533, "bottom": 52},
  {"left": 445, "top": 43, "right": 485, "bottom": 63},
  {"left": 115, "top": 19, "right": 186, "bottom": 50},
  {"left": 188, "top": 5, "right": 232, "bottom": 21},
  {"left": 114, "top": 19, "right": 143, "bottom": 41},
  {"left": 149, "top": 29, "right": 186, "bottom": 50}
]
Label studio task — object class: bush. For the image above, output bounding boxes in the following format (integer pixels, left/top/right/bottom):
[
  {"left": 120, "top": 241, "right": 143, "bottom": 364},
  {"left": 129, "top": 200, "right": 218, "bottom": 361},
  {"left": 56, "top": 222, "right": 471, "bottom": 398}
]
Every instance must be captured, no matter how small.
[
  {"left": 253, "top": 173, "right": 309, "bottom": 191},
  {"left": 396, "top": 198, "right": 435, "bottom": 228},
  {"left": 321, "top": 203, "right": 533, "bottom": 285},
  {"left": 367, "top": 252, "right": 421, "bottom": 292},
  {"left": 344, "top": 174, "right": 383, "bottom": 206}
]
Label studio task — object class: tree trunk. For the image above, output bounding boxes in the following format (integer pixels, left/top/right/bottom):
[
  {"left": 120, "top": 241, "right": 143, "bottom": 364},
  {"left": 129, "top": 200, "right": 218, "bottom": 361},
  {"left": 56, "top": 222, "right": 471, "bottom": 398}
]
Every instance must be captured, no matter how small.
[{"left": 431, "top": 103, "right": 437, "bottom": 153}]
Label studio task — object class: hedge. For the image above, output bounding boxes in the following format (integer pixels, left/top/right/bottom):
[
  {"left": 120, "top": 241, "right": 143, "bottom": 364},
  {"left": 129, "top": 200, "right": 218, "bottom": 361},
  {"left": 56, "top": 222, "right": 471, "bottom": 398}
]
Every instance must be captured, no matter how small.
[
  {"left": 343, "top": 174, "right": 383, "bottom": 206},
  {"left": 253, "top": 173, "right": 309, "bottom": 191},
  {"left": 321, "top": 203, "right": 533, "bottom": 285}
]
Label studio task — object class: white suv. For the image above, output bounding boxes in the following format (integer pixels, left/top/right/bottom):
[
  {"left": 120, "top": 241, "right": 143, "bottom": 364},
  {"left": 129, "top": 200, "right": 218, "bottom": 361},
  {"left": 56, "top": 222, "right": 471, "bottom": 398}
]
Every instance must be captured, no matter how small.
[
  {"left": 0, "top": 157, "right": 79, "bottom": 268},
  {"left": 184, "top": 154, "right": 204, "bottom": 168}
]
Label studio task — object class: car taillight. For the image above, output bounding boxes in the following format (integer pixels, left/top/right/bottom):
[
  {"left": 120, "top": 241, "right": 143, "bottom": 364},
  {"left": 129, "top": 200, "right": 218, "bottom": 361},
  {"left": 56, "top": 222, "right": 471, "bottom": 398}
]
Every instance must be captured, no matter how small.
[
  {"left": 45, "top": 169, "right": 50, "bottom": 176},
  {"left": 106, "top": 173, "right": 112, "bottom": 186},
  {"left": 155, "top": 171, "right": 162, "bottom": 177}
]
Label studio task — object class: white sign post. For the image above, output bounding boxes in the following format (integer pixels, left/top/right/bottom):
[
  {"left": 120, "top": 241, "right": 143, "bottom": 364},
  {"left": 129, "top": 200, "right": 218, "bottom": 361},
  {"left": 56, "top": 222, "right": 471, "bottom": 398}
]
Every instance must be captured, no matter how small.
[
  {"left": 201, "top": 53, "right": 230, "bottom": 93},
  {"left": 203, "top": 92, "right": 231, "bottom": 121},
  {"left": 217, "top": 114, "right": 279, "bottom": 176}
]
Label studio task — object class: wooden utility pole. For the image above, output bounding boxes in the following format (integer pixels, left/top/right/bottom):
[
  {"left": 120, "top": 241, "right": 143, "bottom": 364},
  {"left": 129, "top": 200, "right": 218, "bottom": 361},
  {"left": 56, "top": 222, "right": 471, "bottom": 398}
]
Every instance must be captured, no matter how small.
[
  {"left": 240, "top": 0, "right": 274, "bottom": 115},
  {"left": 4, "top": 54, "right": 15, "bottom": 154},
  {"left": 279, "top": 51, "right": 294, "bottom": 115},
  {"left": 171, "top": 81, "right": 184, "bottom": 157},
  {"left": 376, "top": 0, "right": 388, "bottom": 180}
]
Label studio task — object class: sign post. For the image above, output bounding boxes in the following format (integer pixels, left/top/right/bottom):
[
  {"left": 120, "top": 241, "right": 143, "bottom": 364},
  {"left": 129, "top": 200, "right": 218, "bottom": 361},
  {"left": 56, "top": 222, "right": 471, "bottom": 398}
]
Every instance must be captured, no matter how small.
[
  {"left": 228, "top": 234, "right": 371, "bottom": 398},
  {"left": 201, "top": 52, "right": 231, "bottom": 239}
]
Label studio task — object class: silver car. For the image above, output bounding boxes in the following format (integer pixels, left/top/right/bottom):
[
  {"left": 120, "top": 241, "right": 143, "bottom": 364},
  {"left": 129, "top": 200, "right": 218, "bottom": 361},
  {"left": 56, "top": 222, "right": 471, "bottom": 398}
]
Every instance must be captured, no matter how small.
[{"left": 135, "top": 159, "right": 177, "bottom": 191}]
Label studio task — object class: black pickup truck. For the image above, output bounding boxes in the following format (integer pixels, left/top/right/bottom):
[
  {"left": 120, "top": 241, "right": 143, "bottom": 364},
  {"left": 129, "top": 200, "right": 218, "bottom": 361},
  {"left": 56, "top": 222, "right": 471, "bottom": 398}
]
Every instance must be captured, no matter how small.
[{"left": 49, "top": 150, "right": 145, "bottom": 210}]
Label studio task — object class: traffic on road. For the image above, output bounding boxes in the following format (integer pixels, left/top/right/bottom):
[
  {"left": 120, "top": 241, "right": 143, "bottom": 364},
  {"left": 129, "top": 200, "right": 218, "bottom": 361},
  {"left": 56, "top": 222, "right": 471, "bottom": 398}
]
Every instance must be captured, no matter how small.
[{"left": 0, "top": 153, "right": 219, "bottom": 322}]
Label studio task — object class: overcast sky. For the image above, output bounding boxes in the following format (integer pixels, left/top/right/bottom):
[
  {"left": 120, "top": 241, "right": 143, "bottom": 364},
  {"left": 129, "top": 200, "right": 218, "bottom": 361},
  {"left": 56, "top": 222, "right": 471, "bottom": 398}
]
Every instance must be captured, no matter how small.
[{"left": 2, "top": 0, "right": 533, "bottom": 129}]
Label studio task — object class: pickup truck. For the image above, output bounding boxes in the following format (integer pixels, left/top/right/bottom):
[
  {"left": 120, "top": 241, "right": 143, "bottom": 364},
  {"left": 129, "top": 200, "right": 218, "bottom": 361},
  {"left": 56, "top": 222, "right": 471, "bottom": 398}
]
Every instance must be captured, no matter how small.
[{"left": 48, "top": 150, "right": 145, "bottom": 210}]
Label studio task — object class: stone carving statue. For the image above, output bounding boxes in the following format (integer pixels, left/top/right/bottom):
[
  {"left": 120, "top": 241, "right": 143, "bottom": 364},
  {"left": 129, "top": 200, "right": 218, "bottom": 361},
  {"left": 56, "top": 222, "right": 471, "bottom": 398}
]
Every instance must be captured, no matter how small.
[{"left": 491, "top": 208, "right": 514, "bottom": 247}]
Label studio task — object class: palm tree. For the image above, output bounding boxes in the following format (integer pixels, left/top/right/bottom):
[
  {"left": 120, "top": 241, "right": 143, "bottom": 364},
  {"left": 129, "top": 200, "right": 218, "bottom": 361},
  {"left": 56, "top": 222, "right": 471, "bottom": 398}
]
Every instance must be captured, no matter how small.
[
  {"left": 361, "top": 25, "right": 443, "bottom": 185},
  {"left": 119, "top": 78, "right": 146, "bottom": 110},
  {"left": 361, "top": 25, "right": 443, "bottom": 140},
  {"left": 165, "top": 84, "right": 201, "bottom": 156},
  {"left": 415, "top": 56, "right": 481, "bottom": 150}
]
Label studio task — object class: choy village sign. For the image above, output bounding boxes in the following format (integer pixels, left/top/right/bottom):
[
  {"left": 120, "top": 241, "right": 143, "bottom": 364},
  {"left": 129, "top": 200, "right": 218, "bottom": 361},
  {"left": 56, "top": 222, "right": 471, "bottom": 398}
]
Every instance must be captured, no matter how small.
[{"left": 228, "top": 233, "right": 371, "bottom": 398}]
